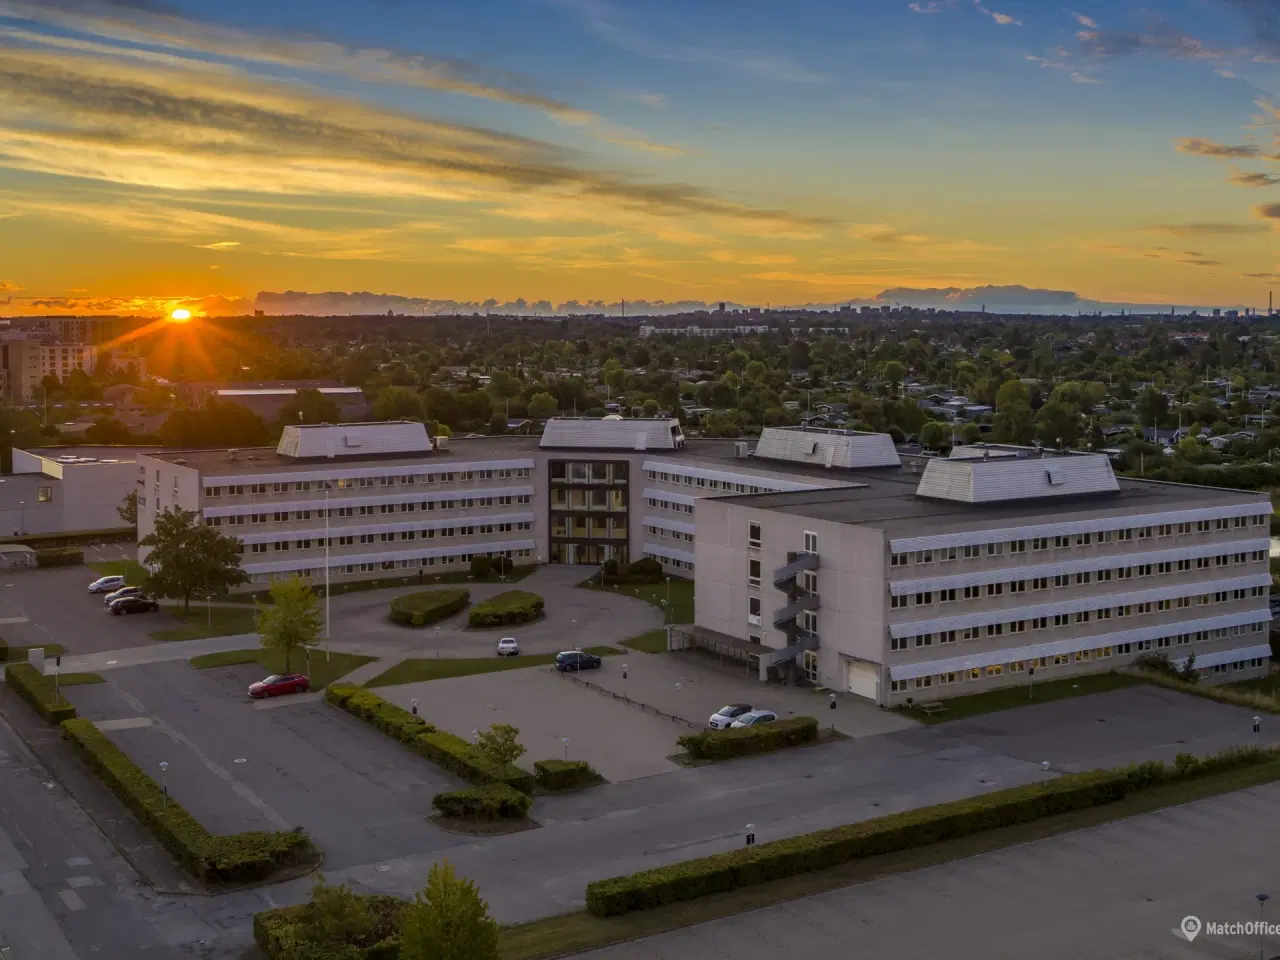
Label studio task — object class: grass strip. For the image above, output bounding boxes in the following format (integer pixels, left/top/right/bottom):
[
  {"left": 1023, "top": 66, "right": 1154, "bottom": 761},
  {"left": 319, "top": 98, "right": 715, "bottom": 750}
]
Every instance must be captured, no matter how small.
[
  {"left": 899, "top": 671, "right": 1145, "bottom": 725},
  {"left": 365, "top": 647, "right": 621, "bottom": 687},
  {"left": 188, "top": 648, "right": 374, "bottom": 689},
  {"left": 150, "top": 606, "right": 258, "bottom": 642}
]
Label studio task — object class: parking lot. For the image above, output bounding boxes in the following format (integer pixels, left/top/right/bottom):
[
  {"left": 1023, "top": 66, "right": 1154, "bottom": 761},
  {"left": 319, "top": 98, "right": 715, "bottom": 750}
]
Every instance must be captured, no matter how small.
[
  {"left": 376, "top": 664, "right": 687, "bottom": 782},
  {"left": 63, "top": 660, "right": 471, "bottom": 869},
  {"left": 0, "top": 563, "right": 185, "bottom": 655}
]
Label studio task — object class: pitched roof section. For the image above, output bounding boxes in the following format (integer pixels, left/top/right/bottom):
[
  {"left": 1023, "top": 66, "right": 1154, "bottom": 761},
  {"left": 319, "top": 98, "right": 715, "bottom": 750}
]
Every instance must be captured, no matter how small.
[
  {"left": 915, "top": 452, "right": 1119, "bottom": 504},
  {"left": 752, "top": 426, "right": 901, "bottom": 469},
  {"left": 540, "top": 418, "right": 685, "bottom": 451},
  {"left": 277, "top": 421, "right": 431, "bottom": 459}
]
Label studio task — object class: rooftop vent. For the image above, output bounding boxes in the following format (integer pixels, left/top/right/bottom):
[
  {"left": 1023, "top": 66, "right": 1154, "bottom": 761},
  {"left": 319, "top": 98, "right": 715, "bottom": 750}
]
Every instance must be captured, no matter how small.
[{"left": 227, "top": 448, "right": 238, "bottom": 461}]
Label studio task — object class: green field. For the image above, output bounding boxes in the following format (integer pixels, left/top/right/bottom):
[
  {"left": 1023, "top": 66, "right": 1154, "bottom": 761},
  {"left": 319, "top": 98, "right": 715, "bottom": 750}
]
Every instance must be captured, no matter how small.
[
  {"left": 150, "top": 605, "right": 259, "bottom": 642},
  {"left": 365, "top": 646, "right": 621, "bottom": 687},
  {"left": 1228, "top": 672, "right": 1280, "bottom": 697},
  {"left": 189, "top": 648, "right": 374, "bottom": 688},
  {"left": 87, "top": 559, "right": 149, "bottom": 585},
  {"left": 900, "top": 672, "right": 1145, "bottom": 725},
  {"left": 622, "top": 629, "right": 668, "bottom": 654}
]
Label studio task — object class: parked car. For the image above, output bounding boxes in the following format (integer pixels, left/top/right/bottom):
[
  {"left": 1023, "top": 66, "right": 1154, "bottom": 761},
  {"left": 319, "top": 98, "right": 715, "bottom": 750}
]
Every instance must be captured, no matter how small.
[
  {"left": 108, "top": 594, "right": 160, "bottom": 615},
  {"left": 496, "top": 637, "right": 519, "bottom": 657},
  {"left": 708, "top": 703, "right": 753, "bottom": 729},
  {"left": 248, "top": 674, "right": 310, "bottom": 698},
  {"left": 103, "top": 586, "right": 145, "bottom": 606},
  {"left": 88, "top": 575, "right": 126, "bottom": 594},
  {"left": 555, "top": 650, "right": 602, "bottom": 672},
  {"left": 729, "top": 709, "right": 778, "bottom": 728}
]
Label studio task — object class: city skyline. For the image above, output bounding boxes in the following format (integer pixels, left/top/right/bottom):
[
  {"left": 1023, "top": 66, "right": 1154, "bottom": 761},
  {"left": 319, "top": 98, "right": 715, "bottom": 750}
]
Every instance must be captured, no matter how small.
[{"left": 3, "top": 0, "right": 1280, "bottom": 316}]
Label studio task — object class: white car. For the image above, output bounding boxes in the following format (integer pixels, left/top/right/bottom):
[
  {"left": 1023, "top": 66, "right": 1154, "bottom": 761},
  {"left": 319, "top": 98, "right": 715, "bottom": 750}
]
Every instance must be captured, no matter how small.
[
  {"left": 708, "top": 703, "right": 753, "bottom": 729},
  {"left": 730, "top": 709, "right": 778, "bottom": 728},
  {"left": 496, "top": 637, "right": 519, "bottom": 657},
  {"left": 88, "top": 575, "right": 126, "bottom": 594}
]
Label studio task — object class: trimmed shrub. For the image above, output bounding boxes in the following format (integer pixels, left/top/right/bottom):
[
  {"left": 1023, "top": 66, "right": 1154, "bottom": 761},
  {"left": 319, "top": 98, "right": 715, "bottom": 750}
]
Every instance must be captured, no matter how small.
[
  {"left": 1120, "top": 745, "right": 1280, "bottom": 791},
  {"left": 6, "top": 662, "right": 76, "bottom": 724},
  {"left": 469, "top": 555, "right": 491, "bottom": 580},
  {"left": 254, "top": 895, "right": 404, "bottom": 960},
  {"left": 585, "top": 771, "right": 1127, "bottom": 917},
  {"left": 602, "top": 556, "right": 665, "bottom": 585},
  {"left": 677, "top": 716, "right": 819, "bottom": 761},
  {"left": 388, "top": 588, "right": 469, "bottom": 627},
  {"left": 326, "top": 684, "right": 535, "bottom": 794},
  {"left": 467, "top": 590, "right": 543, "bottom": 628},
  {"left": 62, "top": 719, "right": 312, "bottom": 885},
  {"left": 432, "top": 783, "right": 532, "bottom": 820},
  {"left": 35, "top": 546, "right": 84, "bottom": 568},
  {"left": 534, "top": 759, "right": 604, "bottom": 790}
]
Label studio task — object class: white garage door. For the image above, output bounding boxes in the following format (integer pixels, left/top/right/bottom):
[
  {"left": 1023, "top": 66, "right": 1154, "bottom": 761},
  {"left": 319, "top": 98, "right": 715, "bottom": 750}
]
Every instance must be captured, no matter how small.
[{"left": 846, "top": 660, "right": 880, "bottom": 703}]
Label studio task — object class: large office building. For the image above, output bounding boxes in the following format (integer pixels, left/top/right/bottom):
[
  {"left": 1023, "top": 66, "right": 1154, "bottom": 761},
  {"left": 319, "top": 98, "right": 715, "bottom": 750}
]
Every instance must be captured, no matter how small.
[{"left": 136, "top": 420, "right": 1273, "bottom": 701}]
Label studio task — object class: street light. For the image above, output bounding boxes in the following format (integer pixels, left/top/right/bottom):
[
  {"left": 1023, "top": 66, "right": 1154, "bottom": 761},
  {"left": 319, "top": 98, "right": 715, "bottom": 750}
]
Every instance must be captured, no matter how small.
[
  {"left": 159, "top": 761, "right": 169, "bottom": 808},
  {"left": 561, "top": 736, "right": 570, "bottom": 761},
  {"left": 1257, "top": 893, "right": 1271, "bottom": 960}
]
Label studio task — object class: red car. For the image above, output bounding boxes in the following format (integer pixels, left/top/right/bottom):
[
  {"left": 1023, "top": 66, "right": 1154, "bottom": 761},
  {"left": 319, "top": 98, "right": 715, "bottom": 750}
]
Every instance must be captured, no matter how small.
[{"left": 248, "top": 674, "right": 310, "bottom": 698}]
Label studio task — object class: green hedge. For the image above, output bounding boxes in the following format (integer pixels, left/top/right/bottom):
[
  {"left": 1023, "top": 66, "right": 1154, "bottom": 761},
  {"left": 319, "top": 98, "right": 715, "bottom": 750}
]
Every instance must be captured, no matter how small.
[
  {"left": 62, "top": 719, "right": 313, "bottom": 885},
  {"left": 467, "top": 589, "right": 544, "bottom": 628},
  {"left": 432, "top": 783, "right": 532, "bottom": 820},
  {"left": 6, "top": 662, "right": 76, "bottom": 724},
  {"left": 534, "top": 759, "right": 604, "bottom": 790},
  {"left": 326, "top": 685, "right": 535, "bottom": 794},
  {"left": 677, "top": 716, "right": 819, "bottom": 761},
  {"left": 253, "top": 896, "right": 404, "bottom": 960},
  {"left": 388, "top": 588, "right": 469, "bottom": 627},
  {"left": 1120, "top": 745, "right": 1280, "bottom": 789},
  {"left": 35, "top": 547, "right": 84, "bottom": 567},
  {"left": 585, "top": 771, "right": 1127, "bottom": 917}
]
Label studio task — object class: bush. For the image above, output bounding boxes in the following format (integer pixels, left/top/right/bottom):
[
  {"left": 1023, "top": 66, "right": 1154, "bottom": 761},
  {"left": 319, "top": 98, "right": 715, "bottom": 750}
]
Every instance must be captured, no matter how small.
[
  {"left": 602, "top": 557, "right": 664, "bottom": 585},
  {"left": 677, "top": 717, "right": 819, "bottom": 761},
  {"left": 585, "top": 771, "right": 1127, "bottom": 917},
  {"left": 432, "top": 783, "right": 532, "bottom": 820},
  {"left": 388, "top": 588, "right": 469, "bottom": 627},
  {"left": 62, "top": 719, "right": 312, "bottom": 885},
  {"left": 470, "top": 556, "right": 491, "bottom": 580},
  {"left": 35, "top": 546, "right": 84, "bottom": 567},
  {"left": 491, "top": 555, "right": 513, "bottom": 576},
  {"left": 326, "top": 685, "right": 535, "bottom": 794},
  {"left": 534, "top": 759, "right": 604, "bottom": 790},
  {"left": 1120, "top": 745, "right": 1279, "bottom": 790},
  {"left": 1134, "top": 651, "right": 1199, "bottom": 684},
  {"left": 5, "top": 662, "right": 76, "bottom": 724},
  {"left": 254, "top": 894, "right": 404, "bottom": 960},
  {"left": 467, "top": 590, "right": 544, "bottom": 628}
]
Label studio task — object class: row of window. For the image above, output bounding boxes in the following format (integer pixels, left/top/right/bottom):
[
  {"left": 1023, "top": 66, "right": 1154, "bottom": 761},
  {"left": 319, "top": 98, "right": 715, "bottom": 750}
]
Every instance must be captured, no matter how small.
[
  {"left": 245, "top": 548, "right": 535, "bottom": 583},
  {"left": 646, "top": 469, "right": 781, "bottom": 495},
  {"left": 241, "top": 521, "right": 533, "bottom": 553},
  {"left": 890, "top": 653, "right": 1270, "bottom": 693},
  {"left": 646, "top": 550, "right": 693, "bottom": 572},
  {"left": 550, "top": 462, "right": 629, "bottom": 484},
  {"left": 204, "top": 467, "right": 532, "bottom": 497},
  {"left": 646, "top": 524, "right": 695, "bottom": 544},
  {"left": 889, "top": 551, "right": 1268, "bottom": 609},
  {"left": 647, "top": 496, "right": 695, "bottom": 515},
  {"left": 890, "top": 515, "right": 1267, "bottom": 566},
  {"left": 205, "top": 495, "right": 532, "bottom": 527}
]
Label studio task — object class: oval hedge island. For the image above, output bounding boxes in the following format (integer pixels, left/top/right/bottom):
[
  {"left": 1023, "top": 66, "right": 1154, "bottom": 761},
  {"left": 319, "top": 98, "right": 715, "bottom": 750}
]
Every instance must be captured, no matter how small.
[
  {"left": 467, "top": 590, "right": 545, "bottom": 628},
  {"left": 388, "top": 588, "right": 470, "bottom": 627}
]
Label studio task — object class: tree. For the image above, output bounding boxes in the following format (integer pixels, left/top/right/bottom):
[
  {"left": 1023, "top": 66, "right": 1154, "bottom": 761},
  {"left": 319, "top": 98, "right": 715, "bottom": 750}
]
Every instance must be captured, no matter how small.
[
  {"left": 475, "top": 723, "right": 525, "bottom": 767},
  {"left": 880, "top": 360, "right": 907, "bottom": 393},
  {"left": 993, "top": 380, "right": 1035, "bottom": 445},
  {"left": 139, "top": 507, "right": 248, "bottom": 614},
  {"left": 255, "top": 575, "right": 323, "bottom": 674},
  {"left": 117, "top": 489, "right": 138, "bottom": 526},
  {"left": 285, "top": 387, "right": 341, "bottom": 427},
  {"left": 85, "top": 416, "right": 134, "bottom": 445},
  {"left": 1034, "top": 401, "right": 1082, "bottom": 449},
  {"left": 527, "top": 392, "right": 558, "bottom": 421},
  {"left": 372, "top": 386, "right": 425, "bottom": 421},
  {"left": 305, "top": 878, "right": 377, "bottom": 952},
  {"left": 470, "top": 555, "right": 491, "bottom": 580},
  {"left": 642, "top": 398, "right": 660, "bottom": 418},
  {"left": 398, "top": 860, "right": 499, "bottom": 960},
  {"left": 919, "top": 421, "right": 951, "bottom": 451}
]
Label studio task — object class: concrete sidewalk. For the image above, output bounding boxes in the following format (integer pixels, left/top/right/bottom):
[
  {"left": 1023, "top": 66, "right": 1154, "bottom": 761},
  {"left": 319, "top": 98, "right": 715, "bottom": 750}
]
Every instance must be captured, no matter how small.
[{"left": 56, "top": 633, "right": 258, "bottom": 673}]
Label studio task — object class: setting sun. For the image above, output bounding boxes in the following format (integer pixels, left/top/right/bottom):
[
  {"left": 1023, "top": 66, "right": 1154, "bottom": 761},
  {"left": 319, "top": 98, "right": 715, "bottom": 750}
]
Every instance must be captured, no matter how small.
[{"left": 169, "top": 308, "right": 192, "bottom": 323}]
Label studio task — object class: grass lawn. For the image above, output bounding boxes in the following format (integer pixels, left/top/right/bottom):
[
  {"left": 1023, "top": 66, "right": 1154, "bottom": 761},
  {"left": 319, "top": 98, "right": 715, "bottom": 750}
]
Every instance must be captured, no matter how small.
[
  {"left": 87, "top": 559, "right": 149, "bottom": 585},
  {"left": 496, "top": 757, "right": 1280, "bottom": 960},
  {"left": 900, "top": 671, "right": 1145, "bottom": 725},
  {"left": 53, "top": 672, "right": 104, "bottom": 687},
  {"left": 149, "top": 605, "right": 259, "bottom": 642},
  {"left": 1228, "top": 672, "right": 1280, "bottom": 697},
  {"left": 365, "top": 646, "right": 621, "bottom": 688},
  {"left": 189, "top": 648, "right": 375, "bottom": 688},
  {"left": 1, "top": 642, "right": 66, "bottom": 663},
  {"left": 622, "top": 629, "right": 668, "bottom": 654},
  {"left": 222, "top": 564, "right": 538, "bottom": 604}
]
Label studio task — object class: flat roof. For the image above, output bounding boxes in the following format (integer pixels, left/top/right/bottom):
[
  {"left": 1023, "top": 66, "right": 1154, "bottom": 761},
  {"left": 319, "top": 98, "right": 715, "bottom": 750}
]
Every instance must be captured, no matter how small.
[{"left": 723, "top": 467, "right": 1266, "bottom": 535}]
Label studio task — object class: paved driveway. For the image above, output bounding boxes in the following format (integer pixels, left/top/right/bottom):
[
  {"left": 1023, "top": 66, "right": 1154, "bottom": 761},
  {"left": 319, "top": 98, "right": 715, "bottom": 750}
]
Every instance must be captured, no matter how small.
[
  {"left": 580, "top": 781, "right": 1280, "bottom": 960},
  {"left": 64, "top": 660, "right": 471, "bottom": 870},
  {"left": 377, "top": 665, "right": 686, "bottom": 782}
]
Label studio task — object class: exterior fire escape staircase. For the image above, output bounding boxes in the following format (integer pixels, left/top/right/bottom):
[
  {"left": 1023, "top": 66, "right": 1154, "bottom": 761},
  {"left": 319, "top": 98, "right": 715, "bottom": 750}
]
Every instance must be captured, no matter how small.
[{"left": 761, "top": 550, "right": 820, "bottom": 677}]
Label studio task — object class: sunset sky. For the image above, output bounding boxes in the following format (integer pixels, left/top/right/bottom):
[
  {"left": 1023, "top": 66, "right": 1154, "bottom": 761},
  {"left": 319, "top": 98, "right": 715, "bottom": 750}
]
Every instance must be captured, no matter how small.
[{"left": 3, "top": 0, "right": 1280, "bottom": 316}]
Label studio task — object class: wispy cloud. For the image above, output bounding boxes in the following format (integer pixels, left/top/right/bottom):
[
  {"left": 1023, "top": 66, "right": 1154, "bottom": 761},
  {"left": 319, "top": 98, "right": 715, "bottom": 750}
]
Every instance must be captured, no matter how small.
[
  {"left": 1242, "top": 271, "right": 1280, "bottom": 281},
  {"left": 849, "top": 223, "right": 1002, "bottom": 256},
  {"left": 1071, "top": 12, "right": 1098, "bottom": 29},
  {"left": 1025, "top": 53, "right": 1101, "bottom": 84},
  {"left": 620, "top": 91, "right": 668, "bottom": 109},
  {"left": 1076, "top": 16, "right": 1231, "bottom": 61},
  {"left": 973, "top": 1, "right": 1021, "bottom": 26},
  {"left": 549, "top": 0, "right": 824, "bottom": 83},
  {"left": 1231, "top": 169, "right": 1280, "bottom": 187},
  {"left": 908, "top": 1, "right": 952, "bottom": 13},
  {"left": 195, "top": 240, "right": 241, "bottom": 250},
  {"left": 1177, "top": 137, "right": 1269, "bottom": 158},
  {"left": 1094, "top": 242, "right": 1222, "bottom": 267},
  {"left": 1149, "top": 221, "right": 1270, "bottom": 236}
]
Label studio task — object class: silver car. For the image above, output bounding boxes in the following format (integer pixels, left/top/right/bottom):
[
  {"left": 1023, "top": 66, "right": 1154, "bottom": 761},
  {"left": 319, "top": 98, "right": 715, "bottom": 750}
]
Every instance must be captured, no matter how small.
[
  {"left": 730, "top": 710, "right": 778, "bottom": 728},
  {"left": 708, "top": 703, "right": 753, "bottom": 729},
  {"left": 496, "top": 637, "right": 519, "bottom": 657}
]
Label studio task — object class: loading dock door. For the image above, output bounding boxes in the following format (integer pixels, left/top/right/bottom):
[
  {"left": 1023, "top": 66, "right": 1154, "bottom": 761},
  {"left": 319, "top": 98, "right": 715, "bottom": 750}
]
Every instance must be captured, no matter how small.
[{"left": 847, "top": 660, "right": 880, "bottom": 703}]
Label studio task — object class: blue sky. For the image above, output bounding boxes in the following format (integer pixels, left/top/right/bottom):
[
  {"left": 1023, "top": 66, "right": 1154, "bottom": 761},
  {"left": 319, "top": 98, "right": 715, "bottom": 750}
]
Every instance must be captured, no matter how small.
[{"left": 0, "top": 0, "right": 1278, "bottom": 315}]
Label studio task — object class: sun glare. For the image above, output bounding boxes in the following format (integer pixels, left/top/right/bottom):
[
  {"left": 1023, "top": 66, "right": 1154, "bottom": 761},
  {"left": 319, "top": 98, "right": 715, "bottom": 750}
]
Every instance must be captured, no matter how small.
[{"left": 169, "top": 308, "right": 193, "bottom": 322}]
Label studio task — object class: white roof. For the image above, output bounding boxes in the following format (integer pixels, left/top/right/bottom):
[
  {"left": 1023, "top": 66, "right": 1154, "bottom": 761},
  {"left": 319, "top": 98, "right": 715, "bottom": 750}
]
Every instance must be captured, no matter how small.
[
  {"left": 540, "top": 418, "right": 683, "bottom": 451},
  {"left": 753, "top": 426, "right": 900, "bottom": 469},
  {"left": 916, "top": 453, "right": 1119, "bottom": 504},
  {"left": 277, "top": 421, "right": 431, "bottom": 459}
]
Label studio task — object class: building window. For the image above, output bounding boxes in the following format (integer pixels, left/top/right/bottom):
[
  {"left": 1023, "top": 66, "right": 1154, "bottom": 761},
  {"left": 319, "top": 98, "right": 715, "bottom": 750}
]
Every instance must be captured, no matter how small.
[
  {"left": 890, "top": 594, "right": 908, "bottom": 609},
  {"left": 748, "top": 596, "right": 762, "bottom": 625},
  {"left": 891, "top": 636, "right": 908, "bottom": 651},
  {"left": 748, "top": 522, "right": 761, "bottom": 548},
  {"left": 803, "top": 531, "right": 818, "bottom": 554},
  {"left": 36, "top": 486, "right": 52, "bottom": 503},
  {"left": 748, "top": 558, "right": 761, "bottom": 587},
  {"left": 891, "top": 680, "right": 909, "bottom": 693}
]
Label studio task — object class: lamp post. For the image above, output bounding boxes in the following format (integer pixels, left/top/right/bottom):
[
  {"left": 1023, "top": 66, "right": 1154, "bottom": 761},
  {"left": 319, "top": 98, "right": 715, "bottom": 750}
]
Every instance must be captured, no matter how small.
[
  {"left": 665, "top": 576, "right": 671, "bottom": 607},
  {"left": 159, "top": 761, "right": 169, "bottom": 808},
  {"left": 561, "top": 736, "right": 569, "bottom": 761},
  {"left": 1257, "top": 893, "right": 1270, "bottom": 960}
]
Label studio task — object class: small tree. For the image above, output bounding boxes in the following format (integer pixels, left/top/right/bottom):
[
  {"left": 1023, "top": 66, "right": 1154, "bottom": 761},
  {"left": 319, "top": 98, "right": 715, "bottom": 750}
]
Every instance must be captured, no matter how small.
[
  {"left": 306, "top": 878, "right": 377, "bottom": 950},
  {"left": 470, "top": 555, "right": 492, "bottom": 580},
  {"left": 117, "top": 489, "right": 138, "bottom": 526},
  {"left": 475, "top": 723, "right": 525, "bottom": 767},
  {"left": 139, "top": 506, "right": 248, "bottom": 613},
  {"left": 526, "top": 391, "right": 558, "bottom": 421},
  {"left": 399, "top": 860, "right": 499, "bottom": 960},
  {"left": 256, "top": 575, "right": 323, "bottom": 674},
  {"left": 919, "top": 421, "right": 950, "bottom": 451}
]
